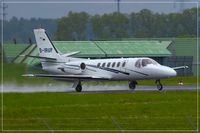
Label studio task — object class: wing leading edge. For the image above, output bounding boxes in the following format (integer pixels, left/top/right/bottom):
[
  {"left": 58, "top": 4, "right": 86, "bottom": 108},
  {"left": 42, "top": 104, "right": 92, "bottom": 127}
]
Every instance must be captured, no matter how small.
[{"left": 23, "top": 74, "right": 110, "bottom": 81}]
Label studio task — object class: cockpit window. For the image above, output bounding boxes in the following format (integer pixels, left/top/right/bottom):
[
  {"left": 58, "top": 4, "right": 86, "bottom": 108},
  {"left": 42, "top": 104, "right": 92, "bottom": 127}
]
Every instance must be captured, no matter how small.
[
  {"left": 142, "top": 59, "right": 158, "bottom": 67},
  {"left": 135, "top": 58, "right": 158, "bottom": 68},
  {"left": 135, "top": 59, "right": 141, "bottom": 68}
]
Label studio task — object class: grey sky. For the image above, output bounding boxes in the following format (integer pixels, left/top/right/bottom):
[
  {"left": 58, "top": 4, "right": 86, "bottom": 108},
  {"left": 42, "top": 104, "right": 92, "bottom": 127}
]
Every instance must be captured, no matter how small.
[{"left": 2, "top": 0, "right": 198, "bottom": 20}]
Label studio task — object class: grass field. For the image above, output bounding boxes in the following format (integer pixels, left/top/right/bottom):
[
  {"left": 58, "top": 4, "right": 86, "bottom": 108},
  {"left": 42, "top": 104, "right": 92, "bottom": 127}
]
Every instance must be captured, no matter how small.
[{"left": 1, "top": 91, "right": 198, "bottom": 132}]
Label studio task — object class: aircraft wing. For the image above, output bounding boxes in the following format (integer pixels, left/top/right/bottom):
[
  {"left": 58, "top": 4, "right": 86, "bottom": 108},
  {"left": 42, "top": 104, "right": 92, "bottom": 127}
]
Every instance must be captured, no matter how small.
[{"left": 23, "top": 74, "right": 111, "bottom": 81}]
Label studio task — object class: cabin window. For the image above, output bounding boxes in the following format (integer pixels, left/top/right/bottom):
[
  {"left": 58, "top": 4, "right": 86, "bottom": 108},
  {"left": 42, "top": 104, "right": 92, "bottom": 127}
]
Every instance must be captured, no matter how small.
[
  {"left": 122, "top": 62, "right": 126, "bottom": 67},
  {"left": 102, "top": 63, "right": 106, "bottom": 67},
  {"left": 107, "top": 62, "right": 111, "bottom": 67},
  {"left": 97, "top": 63, "right": 101, "bottom": 67},
  {"left": 117, "top": 62, "right": 120, "bottom": 67},
  {"left": 112, "top": 62, "right": 116, "bottom": 67}
]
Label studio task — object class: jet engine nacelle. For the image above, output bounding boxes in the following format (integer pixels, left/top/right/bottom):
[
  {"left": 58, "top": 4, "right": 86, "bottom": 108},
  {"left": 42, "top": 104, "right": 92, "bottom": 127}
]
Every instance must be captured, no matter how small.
[
  {"left": 61, "top": 62, "right": 86, "bottom": 74},
  {"left": 80, "top": 62, "right": 86, "bottom": 71}
]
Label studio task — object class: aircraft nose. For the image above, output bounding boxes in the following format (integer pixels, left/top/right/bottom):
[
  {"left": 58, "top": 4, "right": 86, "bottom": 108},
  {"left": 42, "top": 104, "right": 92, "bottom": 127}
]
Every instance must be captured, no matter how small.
[{"left": 166, "top": 67, "right": 177, "bottom": 77}]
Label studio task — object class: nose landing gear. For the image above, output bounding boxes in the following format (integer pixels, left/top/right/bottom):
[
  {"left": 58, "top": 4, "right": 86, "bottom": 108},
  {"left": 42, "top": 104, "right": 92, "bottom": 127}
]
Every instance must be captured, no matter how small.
[{"left": 155, "top": 80, "right": 163, "bottom": 91}]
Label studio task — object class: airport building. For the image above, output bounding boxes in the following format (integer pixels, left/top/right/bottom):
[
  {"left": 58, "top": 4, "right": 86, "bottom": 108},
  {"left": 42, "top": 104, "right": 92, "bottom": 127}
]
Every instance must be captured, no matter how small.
[{"left": 3, "top": 38, "right": 198, "bottom": 76}]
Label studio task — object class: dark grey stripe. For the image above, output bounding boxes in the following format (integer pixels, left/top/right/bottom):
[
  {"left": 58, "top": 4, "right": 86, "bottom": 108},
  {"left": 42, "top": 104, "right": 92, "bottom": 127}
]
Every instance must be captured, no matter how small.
[
  {"left": 35, "top": 75, "right": 108, "bottom": 80},
  {"left": 57, "top": 67, "right": 65, "bottom": 72},
  {"left": 87, "top": 64, "right": 129, "bottom": 75},
  {"left": 41, "top": 61, "right": 65, "bottom": 63},
  {"left": 45, "top": 31, "right": 59, "bottom": 53},
  {"left": 65, "top": 64, "right": 80, "bottom": 67}
]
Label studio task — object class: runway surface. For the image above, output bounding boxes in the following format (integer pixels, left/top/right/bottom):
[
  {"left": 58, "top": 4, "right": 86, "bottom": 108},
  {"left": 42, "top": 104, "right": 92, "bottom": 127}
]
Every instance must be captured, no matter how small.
[{"left": 1, "top": 85, "right": 198, "bottom": 93}]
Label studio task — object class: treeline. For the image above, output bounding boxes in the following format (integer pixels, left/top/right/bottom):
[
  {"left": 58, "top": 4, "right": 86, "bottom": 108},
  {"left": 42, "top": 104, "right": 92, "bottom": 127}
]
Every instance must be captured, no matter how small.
[
  {"left": 4, "top": 17, "right": 57, "bottom": 43},
  {"left": 3, "top": 8, "right": 197, "bottom": 43},
  {"left": 56, "top": 8, "right": 197, "bottom": 41}
]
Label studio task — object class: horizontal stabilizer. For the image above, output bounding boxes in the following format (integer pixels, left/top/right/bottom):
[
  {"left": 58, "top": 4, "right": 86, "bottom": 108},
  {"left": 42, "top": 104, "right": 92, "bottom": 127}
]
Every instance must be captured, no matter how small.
[
  {"left": 172, "top": 66, "right": 189, "bottom": 70},
  {"left": 20, "top": 55, "right": 57, "bottom": 60},
  {"left": 62, "top": 51, "right": 80, "bottom": 57},
  {"left": 22, "top": 74, "right": 110, "bottom": 80}
]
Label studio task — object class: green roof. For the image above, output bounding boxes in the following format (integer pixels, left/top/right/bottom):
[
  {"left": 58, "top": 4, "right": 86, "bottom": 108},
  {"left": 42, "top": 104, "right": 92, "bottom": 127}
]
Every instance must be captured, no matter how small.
[
  {"left": 54, "top": 41, "right": 105, "bottom": 58},
  {"left": 13, "top": 44, "right": 40, "bottom": 65},
  {"left": 14, "top": 45, "right": 36, "bottom": 64},
  {"left": 94, "top": 41, "right": 172, "bottom": 57},
  {"left": 3, "top": 44, "right": 28, "bottom": 58}
]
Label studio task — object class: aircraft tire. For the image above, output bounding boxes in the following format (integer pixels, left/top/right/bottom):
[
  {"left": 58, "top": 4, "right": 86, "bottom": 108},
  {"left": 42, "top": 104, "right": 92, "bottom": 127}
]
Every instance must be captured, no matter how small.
[
  {"left": 157, "top": 84, "right": 163, "bottom": 91},
  {"left": 155, "top": 80, "right": 163, "bottom": 91},
  {"left": 75, "top": 84, "right": 82, "bottom": 92},
  {"left": 129, "top": 81, "right": 137, "bottom": 90}
]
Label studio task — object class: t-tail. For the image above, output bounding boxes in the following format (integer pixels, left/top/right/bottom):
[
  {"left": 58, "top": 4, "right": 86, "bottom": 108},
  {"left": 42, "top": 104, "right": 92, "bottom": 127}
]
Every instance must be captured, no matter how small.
[
  {"left": 34, "top": 29, "right": 59, "bottom": 59},
  {"left": 21, "top": 29, "right": 81, "bottom": 69},
  {"left": 34, "top": 28, "right": 80, "bottom": 59},
  {"left": 33, "top": 29, "right": 61, "bottom": 68}
]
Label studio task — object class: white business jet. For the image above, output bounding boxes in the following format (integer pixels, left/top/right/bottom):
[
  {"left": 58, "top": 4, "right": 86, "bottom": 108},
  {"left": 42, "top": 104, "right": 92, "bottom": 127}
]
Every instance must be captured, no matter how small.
[{"left": 23, "top": 29, "right": 188, "bottom": 92}]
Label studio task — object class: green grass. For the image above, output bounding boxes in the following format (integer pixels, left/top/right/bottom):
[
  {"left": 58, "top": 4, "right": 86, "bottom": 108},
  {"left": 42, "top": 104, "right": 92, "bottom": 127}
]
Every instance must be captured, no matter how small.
[{"left": 1, "top": 91, "right": 198, "bottom": 132}]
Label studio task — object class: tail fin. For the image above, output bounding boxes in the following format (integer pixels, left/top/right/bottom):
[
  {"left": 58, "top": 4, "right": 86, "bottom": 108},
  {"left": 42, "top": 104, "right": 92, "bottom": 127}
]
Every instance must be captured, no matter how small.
[{"left": 34, "top": 29, "right": 59, "bottom": 58}]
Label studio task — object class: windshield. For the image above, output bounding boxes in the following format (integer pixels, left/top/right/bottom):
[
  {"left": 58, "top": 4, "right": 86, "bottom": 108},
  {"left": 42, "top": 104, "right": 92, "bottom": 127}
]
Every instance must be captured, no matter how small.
[
  {"left": 142, "top": 59, "right": 158, "bottom": 67},
  {"left": 135, "top": 58, "right": 159, "bottom": 68},
  {"left": 135, "top": 59, "right": 141, "bottom": 68}
]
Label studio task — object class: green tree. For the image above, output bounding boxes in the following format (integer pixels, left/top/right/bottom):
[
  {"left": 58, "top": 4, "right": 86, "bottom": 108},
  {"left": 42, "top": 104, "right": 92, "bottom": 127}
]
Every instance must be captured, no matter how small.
[
  {"left": 56, "top": 11, "right": 89, "bottom": 40},
  {"left": 92, "top": 12, "right": 129, "bottom": 40},
  {"left": 130, "top": 9, "right": 156, "bottom": 37}
]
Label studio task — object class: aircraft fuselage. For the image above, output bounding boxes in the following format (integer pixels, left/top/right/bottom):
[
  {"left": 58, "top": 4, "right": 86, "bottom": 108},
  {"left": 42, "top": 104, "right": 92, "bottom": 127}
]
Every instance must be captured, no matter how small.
[{"left": 43, "top": 57, "right": 177, "bottom": 81}]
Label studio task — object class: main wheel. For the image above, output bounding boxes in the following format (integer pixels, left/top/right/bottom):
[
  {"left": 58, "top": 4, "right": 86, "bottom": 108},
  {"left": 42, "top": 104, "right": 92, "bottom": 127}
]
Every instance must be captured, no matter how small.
[
  {"left": 129, "top": 81, "right": 137, "bottom": 90},
  {"left": 155, "top": 80, "right": 163, "bottom": 91},
  {"left": 75, "top": 84, "right": 82, "bottom": 92}
]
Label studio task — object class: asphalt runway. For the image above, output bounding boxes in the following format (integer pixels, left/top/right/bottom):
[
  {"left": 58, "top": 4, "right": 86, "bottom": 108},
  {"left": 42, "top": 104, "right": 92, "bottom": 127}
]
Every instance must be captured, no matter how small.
[{"left": 1, "top": 85, "right": 198, "bottom": 93}]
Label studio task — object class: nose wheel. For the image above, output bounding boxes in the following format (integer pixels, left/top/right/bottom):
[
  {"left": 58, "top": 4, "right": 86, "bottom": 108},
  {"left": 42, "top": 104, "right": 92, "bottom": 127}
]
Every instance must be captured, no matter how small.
[
  {"left": 155, "top": 80, "right": 163, "bottom": 91},
  {"left": 129, "top": 81, "right": 138, "bottom": 90}
]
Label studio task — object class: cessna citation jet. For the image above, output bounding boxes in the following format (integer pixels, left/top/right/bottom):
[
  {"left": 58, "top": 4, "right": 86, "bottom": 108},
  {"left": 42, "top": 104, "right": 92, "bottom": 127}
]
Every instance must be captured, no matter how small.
[{"left": 23, "top": 29, "right": 188, "bottom": 92}]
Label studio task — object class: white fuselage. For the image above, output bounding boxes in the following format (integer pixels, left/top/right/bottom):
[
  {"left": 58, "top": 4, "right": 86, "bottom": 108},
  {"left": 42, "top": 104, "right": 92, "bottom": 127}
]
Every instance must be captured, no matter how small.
[{"left": 43, "top": 57, "right": 177, "bottom": 81}]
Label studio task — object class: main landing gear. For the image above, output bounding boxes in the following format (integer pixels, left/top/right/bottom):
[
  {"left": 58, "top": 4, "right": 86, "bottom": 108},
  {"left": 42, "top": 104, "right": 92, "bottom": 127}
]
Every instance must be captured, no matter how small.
[
  {"left": 129, "top": 81, "right": 138, "bottom": 90},
  {"left": 129, "top": 80, "right": 163, "bottom": 91},
  {"left": 155, "top": 79, "right": 163, "bottom": 91},
  {"left": 73, "top": 80, "right": 82, "bottom": 92}
]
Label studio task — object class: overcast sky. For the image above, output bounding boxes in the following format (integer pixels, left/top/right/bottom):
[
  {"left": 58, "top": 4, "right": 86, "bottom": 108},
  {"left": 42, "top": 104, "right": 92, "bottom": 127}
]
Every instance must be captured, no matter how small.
[{"left": 1, "top": 0, "right": 198, "bottom": 20}]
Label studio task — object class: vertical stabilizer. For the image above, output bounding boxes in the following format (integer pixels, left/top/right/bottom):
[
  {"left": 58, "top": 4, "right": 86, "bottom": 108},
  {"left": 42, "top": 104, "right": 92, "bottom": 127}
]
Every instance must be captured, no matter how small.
[{"left": 34, "top": 29, "right": 59, "bottom": 58}]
